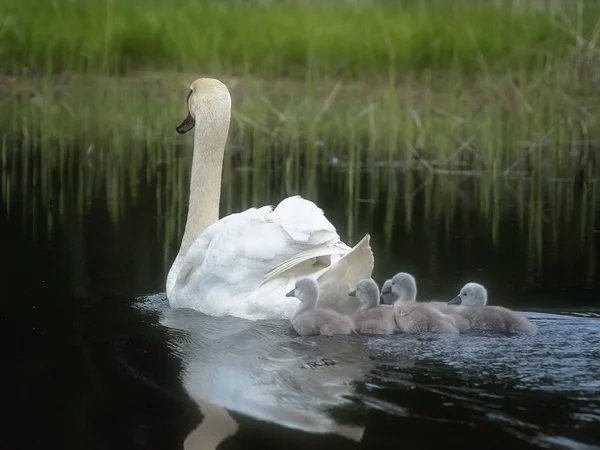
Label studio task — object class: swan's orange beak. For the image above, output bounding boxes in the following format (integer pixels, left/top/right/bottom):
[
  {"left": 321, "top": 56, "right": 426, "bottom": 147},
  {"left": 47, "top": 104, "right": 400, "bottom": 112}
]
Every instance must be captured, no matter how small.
[{"left": 176, "top": 89, "right": 195, "bottom": 134}]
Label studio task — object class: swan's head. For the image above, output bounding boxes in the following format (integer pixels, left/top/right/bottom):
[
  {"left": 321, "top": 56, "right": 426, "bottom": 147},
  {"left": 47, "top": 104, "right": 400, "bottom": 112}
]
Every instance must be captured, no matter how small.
[
  {"left": 176, "top": 78, "right": 232, "bottom": 134},
  {"left": 379, "top": 279, "right": 396, "bottom": 305},
  {"left": 348, "top": 278, "right": 380, "bottom": 309},
  {"left": 383, "top": 272, "right": 417, "bottom": 302},
  {"left": 285, "top": 277, "right": 318, "bottom": 305},
  {"left": 448, "top": 282, "right": 488, "bottom": 307}
]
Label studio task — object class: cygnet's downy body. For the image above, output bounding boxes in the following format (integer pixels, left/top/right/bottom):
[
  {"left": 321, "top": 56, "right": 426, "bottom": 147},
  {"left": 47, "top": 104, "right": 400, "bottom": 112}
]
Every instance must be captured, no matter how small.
[
  {"left": 350, "top": 279, "right": 397, "bottom": 335},
  {"left": 448, "top": 283, "right": 536, "bottom": 334},
  {"left": 287, "top": 277, "right": 355, "bottom": 336},
  {"left": 380, "top": 275, "right": 470, "bottom": 332},
  {"left": 384, "top": 273, "right": 459, "bottom": 334},
  {"left": 424, "top": 301, "right": 471, "bottom": 332}
]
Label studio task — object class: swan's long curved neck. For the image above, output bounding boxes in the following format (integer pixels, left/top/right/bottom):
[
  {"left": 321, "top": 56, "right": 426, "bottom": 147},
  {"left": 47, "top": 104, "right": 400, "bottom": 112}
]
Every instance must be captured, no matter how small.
[{"left": 178, "top": 108, "right": 230, "bottom": 256}]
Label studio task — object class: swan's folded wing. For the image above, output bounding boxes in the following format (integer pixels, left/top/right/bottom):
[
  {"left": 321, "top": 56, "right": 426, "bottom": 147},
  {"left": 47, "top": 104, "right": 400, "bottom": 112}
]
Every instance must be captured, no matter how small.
[
  {"left": 258, "top": 196, "right": 359, "bottom": 282},
  {"left": 181, "top": 207, "right": 336, "bottom": 290},
  {"left": 260, "top": 241, "right": 351, "bottom": 284}
]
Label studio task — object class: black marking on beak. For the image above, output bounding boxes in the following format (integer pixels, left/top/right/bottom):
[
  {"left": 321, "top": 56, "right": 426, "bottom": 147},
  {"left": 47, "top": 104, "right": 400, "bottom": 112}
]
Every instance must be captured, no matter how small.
[
  {"left": 285, "top": 289, "right": 295, "bottom": 298},
  {"left": 176, "top": 89, "right": 195, "bottom": 134}
]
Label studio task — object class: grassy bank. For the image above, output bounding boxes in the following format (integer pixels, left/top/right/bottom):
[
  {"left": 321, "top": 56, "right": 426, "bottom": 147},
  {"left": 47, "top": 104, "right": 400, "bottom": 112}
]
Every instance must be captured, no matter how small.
[
  {"left": 2, "top": 72, "right": 598, "bottom": 178},
  {"left": 1, "top": 0, "right": 599, "bottom": 77}
]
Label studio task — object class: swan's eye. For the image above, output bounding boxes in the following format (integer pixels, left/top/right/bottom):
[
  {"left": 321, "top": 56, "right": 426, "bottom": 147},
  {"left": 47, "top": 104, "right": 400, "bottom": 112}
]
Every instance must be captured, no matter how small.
[{"left": 462, "top": 292, "right": 467, "bottom": 296}]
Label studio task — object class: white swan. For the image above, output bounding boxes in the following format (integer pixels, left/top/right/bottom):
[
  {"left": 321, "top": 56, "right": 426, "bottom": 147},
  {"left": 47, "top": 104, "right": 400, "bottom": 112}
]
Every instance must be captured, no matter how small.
[{"left": 166, "top": 78, "right": 374, "bottom": 320}]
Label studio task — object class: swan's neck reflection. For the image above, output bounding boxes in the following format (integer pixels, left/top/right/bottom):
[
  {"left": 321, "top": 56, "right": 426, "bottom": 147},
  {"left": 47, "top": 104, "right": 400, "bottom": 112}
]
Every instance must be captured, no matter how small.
[{"left": 160, "top": 306, "right": 369, "bottom": 443}]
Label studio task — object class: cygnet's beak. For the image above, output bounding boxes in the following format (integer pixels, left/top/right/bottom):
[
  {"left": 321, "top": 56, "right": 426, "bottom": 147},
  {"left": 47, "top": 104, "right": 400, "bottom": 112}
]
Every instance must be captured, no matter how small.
[
  {"left": 448, "top": 295, "right": 462, "bottom": 305},
  {"left": 348, "top": 290, "right": 357, "bottom": 297},
  {"left": 381, "top": 285, "right": 391, "bottom": 295},
  {"left": 285, "top": 288, "right": 296, "bottom": 298},
  {"left": 176, "top": 89, "right": 195, "bottom": 134}
]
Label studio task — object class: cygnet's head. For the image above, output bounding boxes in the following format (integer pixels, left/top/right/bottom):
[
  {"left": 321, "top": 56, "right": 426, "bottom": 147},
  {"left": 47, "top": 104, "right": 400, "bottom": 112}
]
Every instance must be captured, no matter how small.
[
  {"left": 348, "top": 278, "right": 380, "bottom": 308},
  {"left": 381, "top": 272, "right": 417, "bottom": 302},
  {"left": 285, "top": 277, "right": 318, "bottom": 304},
  {"left": 176, "top": 78, "right": 232, "bottom": 134},
  {"left": 380, "top": 279, "right": 397, "bottom": 305},
  {"left": 448, "top": 282, "right": 488, "bottom": 307}
]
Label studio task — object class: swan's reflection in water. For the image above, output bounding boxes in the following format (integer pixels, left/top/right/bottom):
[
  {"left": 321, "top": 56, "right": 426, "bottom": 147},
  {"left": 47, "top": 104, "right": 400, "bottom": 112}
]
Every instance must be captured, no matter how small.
[
  {"left": 159, "top": 304, "right": 372, "bottom": 444},
  {"left": 146, "top": 295, "right": 600, "bottom": 449}
]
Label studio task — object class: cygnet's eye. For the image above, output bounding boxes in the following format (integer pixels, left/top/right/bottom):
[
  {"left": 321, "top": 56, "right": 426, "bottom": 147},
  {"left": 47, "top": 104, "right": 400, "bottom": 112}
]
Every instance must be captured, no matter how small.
[{"left": 462, "top": 292, "right": 467, "bottom": 296}]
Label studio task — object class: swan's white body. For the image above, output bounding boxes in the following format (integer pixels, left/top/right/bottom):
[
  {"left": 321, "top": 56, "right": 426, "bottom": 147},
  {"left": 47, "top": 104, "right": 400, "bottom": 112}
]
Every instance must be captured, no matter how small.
[
  {"left": 167, "top": 196, "right": 372, "bottom": 320},
  {"left": 166, "top": 78, "right": 374, "bottom": 320}
]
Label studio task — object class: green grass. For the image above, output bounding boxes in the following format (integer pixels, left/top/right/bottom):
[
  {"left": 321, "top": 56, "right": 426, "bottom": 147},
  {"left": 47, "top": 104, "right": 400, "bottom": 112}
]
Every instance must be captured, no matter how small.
[{"left": 1, "top": 0, "right": 599, "bottom": 77}]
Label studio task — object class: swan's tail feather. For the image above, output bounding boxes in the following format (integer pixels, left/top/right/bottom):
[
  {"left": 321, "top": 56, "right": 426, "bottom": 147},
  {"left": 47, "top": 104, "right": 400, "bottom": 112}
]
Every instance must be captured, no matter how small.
[
  {"left": 315, "top": 279, "right": 359, "bottom": 314},
  {"left": 314, "top": 234, "right": 374, "bottom": 314},
  {"left": 315, "top": 234, "right": 373, "bottom": 287},
  {"left": 260, "top": 242, "right": 350, "bottom": 285}
]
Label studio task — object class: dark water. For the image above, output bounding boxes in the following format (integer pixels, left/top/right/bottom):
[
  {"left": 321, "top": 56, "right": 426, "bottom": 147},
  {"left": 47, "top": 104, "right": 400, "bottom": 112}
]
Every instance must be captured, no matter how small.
[{"left": 3, "top": 143, "right": 600, "bottom": 450}]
